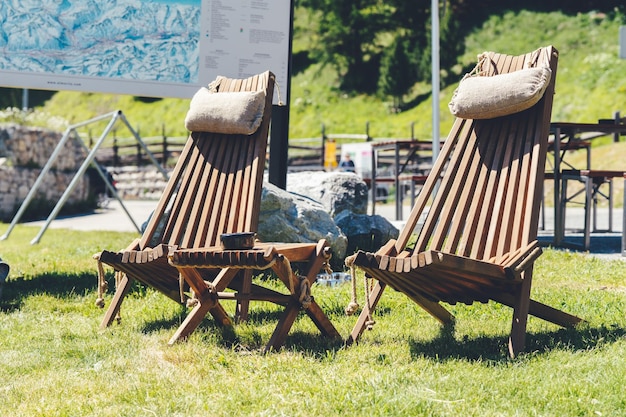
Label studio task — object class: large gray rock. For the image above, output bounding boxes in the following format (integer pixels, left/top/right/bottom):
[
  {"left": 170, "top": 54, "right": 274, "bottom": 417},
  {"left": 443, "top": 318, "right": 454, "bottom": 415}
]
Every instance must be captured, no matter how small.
[
  {"left": 287, "top": 171, "right": 368, "bottom": 217},
  {"left": 258, "top": 182, "right": 348, "bottom": 268},
  {"left": 334, "top": 210, "right": 399, "bottom": 255}
]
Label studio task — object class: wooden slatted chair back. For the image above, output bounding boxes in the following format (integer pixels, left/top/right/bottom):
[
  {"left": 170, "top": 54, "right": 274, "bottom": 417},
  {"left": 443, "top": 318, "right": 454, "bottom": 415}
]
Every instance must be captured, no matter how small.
[
  {"left": 139, "top": 71, "right": 275, "bottom": 250},
  {"left": 395, "top": 47, "right": 557, "bottom": 263}
]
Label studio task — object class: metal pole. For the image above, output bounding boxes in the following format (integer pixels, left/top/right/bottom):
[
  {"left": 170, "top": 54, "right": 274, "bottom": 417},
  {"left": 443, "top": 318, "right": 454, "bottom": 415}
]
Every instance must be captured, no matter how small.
[
  {"left": 22, "top": 89, "right": 28, "bottom": 111},
  {"left": 395, "top": 142, "right": 402, "bottom": 220},
  {"left": 431, "top": 0, "right": 440, "bottom": 163},
  {"left": 553, "top": 127, "right": 562, "bottom": 246},
  {"left": 371, "top": 146, "right": 377, "bottom": 216},
  {"left": 0, "top": 112, "right": 119, "bottom": 241},
  {"left": 118, "top": 112, "right": 169, "bottom": 179},
  {"left": 30, "top": 113, "right": 142, "bottom": 244},
  {"left": 268, "top": 0, "right": 294, "bottom": 189},
  {"left": 70, "top": 129, "right": 140, "bottom": 236}
]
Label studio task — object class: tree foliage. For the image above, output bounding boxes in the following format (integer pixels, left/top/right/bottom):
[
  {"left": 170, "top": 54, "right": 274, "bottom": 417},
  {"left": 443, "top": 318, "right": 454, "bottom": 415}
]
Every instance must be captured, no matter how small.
[
  {"left": 297, "top": 0, "right": 626, "bottom": 110},
  {"left": 300, "top": 0, "right": 393, "bottom": 92},
  {"left": 378, "top": 37, "right": 416, "bottom": 110},
  {"left": 298, "top": 0, "right": 463, "bottom": 105}
]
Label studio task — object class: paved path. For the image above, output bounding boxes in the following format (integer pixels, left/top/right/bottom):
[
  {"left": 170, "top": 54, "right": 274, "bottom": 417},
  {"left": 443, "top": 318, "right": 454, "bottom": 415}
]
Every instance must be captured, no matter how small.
[
  {"left": 21, "top": 198, "right": 624, "bottom": 258},
  {"left": 23, "top": 199, "right": 158, "bottom": 233}
]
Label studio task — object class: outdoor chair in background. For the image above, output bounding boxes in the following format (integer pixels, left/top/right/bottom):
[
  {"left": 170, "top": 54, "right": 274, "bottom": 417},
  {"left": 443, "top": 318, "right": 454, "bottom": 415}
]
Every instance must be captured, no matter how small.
[
  {"left": 344, "top": 46, "right": 582, "bottom": 358},
  {"left": 94, "top": 71, "right": 340, "bottom": 351}
]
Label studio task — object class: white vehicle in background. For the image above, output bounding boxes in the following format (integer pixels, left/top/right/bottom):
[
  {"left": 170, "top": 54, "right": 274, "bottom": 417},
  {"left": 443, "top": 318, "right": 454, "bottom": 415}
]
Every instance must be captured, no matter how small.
[{"left": 340, "top": 143, "right": 389, "bottom": 203}]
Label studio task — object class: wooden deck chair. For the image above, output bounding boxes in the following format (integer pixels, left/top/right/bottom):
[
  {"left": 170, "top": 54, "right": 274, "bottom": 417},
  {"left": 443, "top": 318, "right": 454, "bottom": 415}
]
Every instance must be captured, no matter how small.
[
  {"left": 345, "top": 46, "right": 582, "bottom": 358},
  {"left": 94, "top": 71, "right": 275, "bottom": 328}
]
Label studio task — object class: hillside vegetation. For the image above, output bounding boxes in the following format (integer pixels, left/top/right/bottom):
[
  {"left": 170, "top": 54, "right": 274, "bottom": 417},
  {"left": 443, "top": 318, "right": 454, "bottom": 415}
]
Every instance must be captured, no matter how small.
[
  {"left": 6, "top": 7, "right": 626, "bottom": 210},
  {"left": 22, "top": 9, "right": 626, "bottom": 206},
  {"left": 30, "top": 9, "right": 626, "bottom": 142}
]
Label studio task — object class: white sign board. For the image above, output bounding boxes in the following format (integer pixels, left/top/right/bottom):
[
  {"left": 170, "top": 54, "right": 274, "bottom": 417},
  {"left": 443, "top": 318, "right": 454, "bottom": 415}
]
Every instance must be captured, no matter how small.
[{"left": 0, "top": 0, "right": 291, "bottom": 102}]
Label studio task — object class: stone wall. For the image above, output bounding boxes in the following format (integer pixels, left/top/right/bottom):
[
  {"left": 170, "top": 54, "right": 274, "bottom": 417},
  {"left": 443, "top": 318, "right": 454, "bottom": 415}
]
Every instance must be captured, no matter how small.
[
  {"left": 0, "top": 124, "right": 90, "bottom": 220},
  {"left": 0, "top": 124, "right": 86, "bottom": 169},
  {"left": 110, "top": 166, "right": 169, "bottom": 200}
]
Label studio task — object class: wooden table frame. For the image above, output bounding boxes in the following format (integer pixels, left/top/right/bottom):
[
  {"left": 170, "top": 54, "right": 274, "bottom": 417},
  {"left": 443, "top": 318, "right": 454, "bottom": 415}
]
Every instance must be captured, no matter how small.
[
  {"left": 559, "top": 169, "right": 624, "bottom": 250},
  {"left": 369, "top": 140, "right": 433, "bottom": 221},
  {"left": 549, "top": 122, "right": 626, "bottom": 248},
  {"left": 167, "top": 240, "right": 341, "bottom": 352}
]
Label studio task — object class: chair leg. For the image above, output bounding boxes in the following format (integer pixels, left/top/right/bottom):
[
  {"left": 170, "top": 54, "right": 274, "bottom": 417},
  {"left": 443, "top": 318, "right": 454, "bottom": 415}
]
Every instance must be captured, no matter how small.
[
  {"left": 99, "top": 274, "right": 133, "bottom": 329},
  {"left": 235, "top": 270, "right": 252, "bottom": 323},
  {"left": 405, "top": 291, "right": 455, "bottom": 325},
  {"left": 168, "top": 300, "right": 214, "bottom": 345},
  {"left": 168, "top": 295, "right": 232, "bottom": 345},
  {"left": 492, "top": 293, "right": 582, "bottom": 328},
  {"left": 508, "top": 269, "right": 534, "bottom": 358},
  {"left": 527, "top": 299, "right": 582, "bottom": 327},
  {"left": 623, "top": 177, "right": 626, "bottom": 256},
  {"left": 264, "top": 298, "right": 301, "bottom": 352},
  {"left": 583, "top": 176, "right": 592, "bottom": 250},
  {"left": 304, "top": 299, "right": 342, "bottom": 340},
  {"left": 264, "top": 297, "right": 341, "bottom": 353}
]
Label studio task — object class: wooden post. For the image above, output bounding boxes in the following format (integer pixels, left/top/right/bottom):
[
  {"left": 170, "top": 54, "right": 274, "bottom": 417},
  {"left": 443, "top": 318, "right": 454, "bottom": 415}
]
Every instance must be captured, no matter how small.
[
  {"left": 113, "top": 138, "right": 119, "bottom": 167},
  {"left": 161, "top": 124, "right": 168, "bottom": 168},
  {"left": 320, "top": 123, "right": 326, "bottom": 167},
  {"left": 136, "top": 128, "right": 142, "bottom": 166}
]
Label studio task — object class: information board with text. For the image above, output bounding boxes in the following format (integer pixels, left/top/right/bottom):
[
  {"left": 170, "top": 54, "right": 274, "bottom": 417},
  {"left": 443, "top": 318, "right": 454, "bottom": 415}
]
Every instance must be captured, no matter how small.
[{"left": 0, "top": 0, "right": 291, "bottom": 102}]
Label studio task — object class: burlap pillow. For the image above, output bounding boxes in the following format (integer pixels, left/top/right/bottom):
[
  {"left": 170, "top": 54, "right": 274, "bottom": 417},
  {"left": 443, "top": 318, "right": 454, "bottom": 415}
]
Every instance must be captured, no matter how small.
[
  {"left": 184, "top": 88, "right": 266, "bottom": 134},
  {"left": 448, "top": 66, "right": 551, "bottom": 120}
]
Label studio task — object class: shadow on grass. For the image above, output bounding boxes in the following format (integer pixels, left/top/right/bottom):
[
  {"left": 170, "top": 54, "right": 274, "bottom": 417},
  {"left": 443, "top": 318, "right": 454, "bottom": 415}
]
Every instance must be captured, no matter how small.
[
  {"left": 139, "top": 303, "right": 345, "bottom": 355},
  {"left": 2, "top": 271, "right": 345, "bottom": 355},
  {"left": 0, "top": 271, "right": 100, "bottom": 312},
  {"left": 282, "top": 330, "right": 345, "bottom": 355},
  {"left": 141, "top": 314, "right": 247, "bottom": 348},
  {"left": 408, "top": 323, "right": 626, "bottom": 362},
  {"left": 138, "top": 307, "right": 286, "bottom": 334}
]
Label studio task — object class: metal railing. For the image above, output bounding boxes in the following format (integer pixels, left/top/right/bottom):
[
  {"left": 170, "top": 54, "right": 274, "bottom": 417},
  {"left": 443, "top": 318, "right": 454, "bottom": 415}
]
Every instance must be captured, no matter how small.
[{"left": 86, "top": 121, "right": 422, "bottom": 170}]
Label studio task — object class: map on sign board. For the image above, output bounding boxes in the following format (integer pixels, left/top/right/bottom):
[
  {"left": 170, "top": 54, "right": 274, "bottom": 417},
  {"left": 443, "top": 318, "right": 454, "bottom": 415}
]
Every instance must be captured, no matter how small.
[{"left": 0, "top": 0, "right": 291, "bottom": 101}]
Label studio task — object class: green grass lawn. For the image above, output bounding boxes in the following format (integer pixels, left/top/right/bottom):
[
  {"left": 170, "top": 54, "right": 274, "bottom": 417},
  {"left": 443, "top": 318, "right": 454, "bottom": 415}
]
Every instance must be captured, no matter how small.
[{"left": 0, "top": 225, "right": 625, "bottom": 416}]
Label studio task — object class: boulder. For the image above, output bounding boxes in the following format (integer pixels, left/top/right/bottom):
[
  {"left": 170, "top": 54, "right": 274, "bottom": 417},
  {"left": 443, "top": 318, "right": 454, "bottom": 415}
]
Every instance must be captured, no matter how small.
[
  {"left": 287, "top": 171, "right": 369, "bottom": 217},
  {"left": 258, "top": 182, "right": 348, "bottom": 268},
  {"left": 334, "top": 209, "right": 399, "bottom": 255}
]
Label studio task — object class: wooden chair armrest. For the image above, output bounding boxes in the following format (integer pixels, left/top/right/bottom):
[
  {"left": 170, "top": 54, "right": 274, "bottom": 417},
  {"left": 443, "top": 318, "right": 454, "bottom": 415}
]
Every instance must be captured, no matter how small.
[
  {"left": 123, "top": 238, "right": 141, "bottom": 252},
  {"left": 501, "top": 241, "right": 543, "bottom": 275},
  {"left": 376, "top": 239, "right": 398, "bottom": 257}
]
